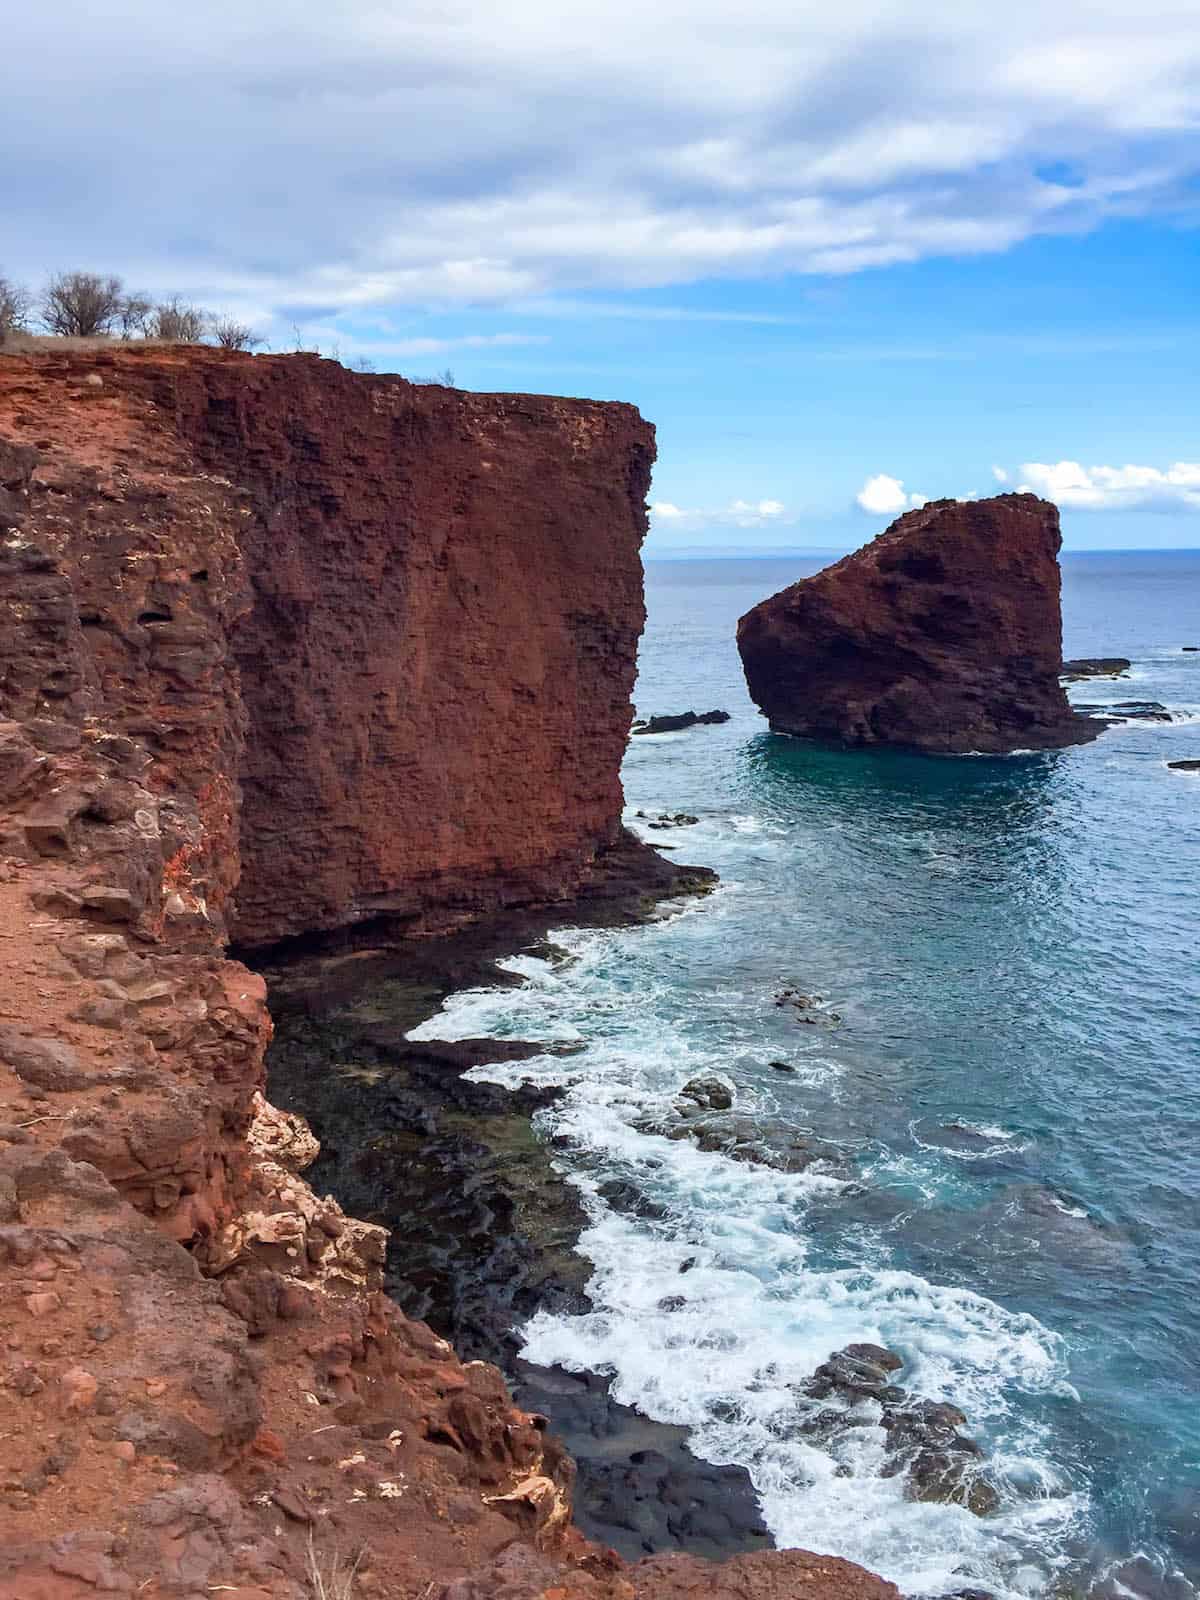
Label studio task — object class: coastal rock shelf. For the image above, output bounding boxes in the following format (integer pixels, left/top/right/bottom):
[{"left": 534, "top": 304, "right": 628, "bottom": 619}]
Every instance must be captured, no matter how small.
[{"left": 737, "top": 493, "right": 1101, "bottom": 754}]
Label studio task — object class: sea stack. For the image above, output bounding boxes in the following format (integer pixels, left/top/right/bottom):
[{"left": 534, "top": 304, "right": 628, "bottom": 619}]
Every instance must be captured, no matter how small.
[{"left": 736, "top": 492, "right": 1100, "bottom": 754}]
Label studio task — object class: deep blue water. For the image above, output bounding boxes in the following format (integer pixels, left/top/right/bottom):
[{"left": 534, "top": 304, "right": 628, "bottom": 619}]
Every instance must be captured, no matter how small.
[{"left": 412, "top": 550, "right": 1200, "bottom": 1599}]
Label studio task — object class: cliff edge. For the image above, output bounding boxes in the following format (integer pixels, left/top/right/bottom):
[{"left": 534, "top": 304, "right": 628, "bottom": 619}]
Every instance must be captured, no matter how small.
[
  {"left": 737, "top": 493, "right": 1100, "bottom": 754},
  {"left": 0, "top": 347, "right": 890, "bottom": 1599}
]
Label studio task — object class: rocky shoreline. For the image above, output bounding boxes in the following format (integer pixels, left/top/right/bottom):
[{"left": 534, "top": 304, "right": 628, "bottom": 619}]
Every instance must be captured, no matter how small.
[
  {"left": 261, "top": 901, "right": 1009, "bottom": 1576},
  {"left": 261, "top": 891, "right": 778, "bottom": 1568}
]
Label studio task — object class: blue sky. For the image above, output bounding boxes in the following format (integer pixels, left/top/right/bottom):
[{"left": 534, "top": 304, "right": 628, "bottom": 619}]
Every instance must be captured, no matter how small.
[{"left": 3, "top": 0, "right": 1199, "bottom": 553}]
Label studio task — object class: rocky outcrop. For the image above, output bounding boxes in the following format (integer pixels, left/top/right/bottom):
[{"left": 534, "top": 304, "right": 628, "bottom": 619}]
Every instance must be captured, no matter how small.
[
  {"left": 631, "top": 711, "right": 730, "bottom": 736},
  {"left": 2, "top": 344, "right": 664, "bottom": 949},
  {"left": 737, "top": 494, "right": 1100, "bottom": 754},
  {"left": 0, "top": 346, "right": 880, "bottom": 1599},
  {"left": 1060, "top": 658, "right": 1130, "bottom": 682}
]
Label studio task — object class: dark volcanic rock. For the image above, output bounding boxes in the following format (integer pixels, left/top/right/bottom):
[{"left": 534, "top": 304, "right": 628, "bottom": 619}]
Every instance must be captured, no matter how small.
[
  {"left": 267, "top": 1015, "right": 593, "bottom": 1370},
  {"left": 679, "top": 1075, "right": 734, "bottom": 1112},
  {"left": 632, "top": 710, "right": 730, "bottom": 735},
  {"left": 513, "top": 1362, "right": 771, "bottom": 1563},
  {"left": 794, "top": 1346, "right": 1000, "bottom": 1518},
  {"left": 1060, "top": 657, "right": 1131, "bottom": 681},
  {"left": 737, "top": 494, "right": 1100, "bottom": 754},
  {"left": 804, "top": 1344, "right": 905, "bottom": 1402},
  {"left": 664, "top": 1108, "right": 848, "bottom": 1176},
  {"left": 1076, "top": 700, "right": 1172, "bottom": 723},
  {"left": 636, "top": 810, "right": 700, "bottom": 829}
]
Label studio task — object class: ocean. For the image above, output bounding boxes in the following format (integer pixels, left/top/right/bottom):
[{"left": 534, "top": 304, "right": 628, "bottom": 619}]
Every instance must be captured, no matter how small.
[{"left": 409, "top": 550, "right": 1200, "bottom": 1600}]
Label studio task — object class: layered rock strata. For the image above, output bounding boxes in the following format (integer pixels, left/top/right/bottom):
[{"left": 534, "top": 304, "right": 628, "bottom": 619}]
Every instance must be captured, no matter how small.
[
  {"left": 737, "top": 494, "right": 1100, "bottom": 754},
  {"left": 0, "top": 347, "right": 885, "bottom": 1598}
]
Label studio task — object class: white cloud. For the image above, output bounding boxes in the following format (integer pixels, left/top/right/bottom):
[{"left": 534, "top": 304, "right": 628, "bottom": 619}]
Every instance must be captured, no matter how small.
[
  {"left": 992, "top": 465, "right": 1010, "bottom": 482},
  {"left": 650, "top": 497, "right": 790, "bottom": 528},
  {"left": 856, "top": 474, "right": 928, "bottom": 516},
  {"left": 730, "top": 498, "right": 786, "bottom": 521},
  {"left": 371, "top": 332, "right": 548, "bottom": 357},
  {"left": 2, "top": 2, "right": 1200, "bottom": 320},
  {"left": 1017, "top": 459, "right": 1200, "bottom": 509}
]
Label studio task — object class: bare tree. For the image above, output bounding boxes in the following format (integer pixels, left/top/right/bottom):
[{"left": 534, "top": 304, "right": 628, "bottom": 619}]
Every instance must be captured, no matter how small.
[
  {"left": 150, "top": 296, "right": 207, "bottom": 342},
  {"left": 0, "top": 274, "right": 32, "bottom": 341},
  {"left": 41, "top": 271, "right": 126, "bottom": 337},
  {"left": 350, "top": 354, "right": 376, "bottom": 373},
  {"left": 411, "top": 366, "right": 457, "bottom": 387},
  {"left": 209, "top": 316, "right": 263, "bottom": 351},
  {"left": 117, "top": 294, "right": 154, "bottom": 338}
]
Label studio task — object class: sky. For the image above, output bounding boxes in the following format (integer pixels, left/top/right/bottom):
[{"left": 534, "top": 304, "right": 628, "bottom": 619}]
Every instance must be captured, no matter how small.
[{"left": 3, "top": 0, "right": 1199, "bottom": 554}]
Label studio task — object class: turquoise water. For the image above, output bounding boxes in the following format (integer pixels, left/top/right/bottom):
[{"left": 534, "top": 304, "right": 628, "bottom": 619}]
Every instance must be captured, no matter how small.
[{"left": 411, "top": 551, "right": 1200, "bottom": 1598}]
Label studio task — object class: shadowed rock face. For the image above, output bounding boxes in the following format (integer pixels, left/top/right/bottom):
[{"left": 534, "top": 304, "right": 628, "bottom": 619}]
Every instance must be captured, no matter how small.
[{"left": 737, "top": 493, "right": 1101, "bottom": 754}]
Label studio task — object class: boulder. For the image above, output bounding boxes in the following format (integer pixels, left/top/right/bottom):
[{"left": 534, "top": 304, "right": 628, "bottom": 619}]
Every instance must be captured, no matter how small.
[
  {"left": 1060, "top": 657, "right": 1131, "bottom": 681},
  {"left": 0, "top": 722, "right": 43, "bottom": 803},
  {"left": 0, "top": 1028, "right": 93, "bottom": 1091},
  {"left": 737, "top": 495, "right": 1100, "bottom": 753},
  {"left": 804, "top": 1345, "right": 905, "bottom": 1402},
  {"left": 679, "top": 1075, "right": 734, "bottom": 1112}
]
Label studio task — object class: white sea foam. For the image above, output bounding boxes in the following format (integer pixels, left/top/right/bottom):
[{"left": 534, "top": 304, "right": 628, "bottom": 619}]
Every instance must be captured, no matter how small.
[
  {"left": 908, "top": 1118, "right": 1031, "bottom": 1162},
  {"left": 409, "top": 926, "right": 1086, "bottom": 1599},
  {"left": 520, "top": 1190, "right": 1082, "bottom": 1599},
  {"left": 955, "top": 748, "right": 1044, "bottom": 759},
  {"left": 957, "top": 1121, "right": 1020, "bottom": 1142}
]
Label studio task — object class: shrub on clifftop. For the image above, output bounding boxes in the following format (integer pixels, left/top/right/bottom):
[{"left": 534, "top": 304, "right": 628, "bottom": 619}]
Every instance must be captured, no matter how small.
[
  {"left": 40, "top": 270, "right": 127, "bottom": 336},
  {"left": 209, "top": 317, "right": 263, "bottom": 351},
  {"left": 0, "top": 274, "right": 32, "bottom": 341},
  {"left": 150, "top": 295, "right": 207, "bottom": 342}
]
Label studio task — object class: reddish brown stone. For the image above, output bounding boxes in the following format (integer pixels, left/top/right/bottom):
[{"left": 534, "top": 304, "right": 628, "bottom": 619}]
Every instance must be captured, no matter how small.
[
  {"left": 632, "top": 1550, "right": 902, "bottom": 1600},
  {"left": 100, "top": 351, "right": 657, "bottom": 946},
  {"left": 0, "top": 346, "right": 885, "bottom": 1600},
  {"left": 737, "top": 493, "right": 1100, "bottom": 754}
]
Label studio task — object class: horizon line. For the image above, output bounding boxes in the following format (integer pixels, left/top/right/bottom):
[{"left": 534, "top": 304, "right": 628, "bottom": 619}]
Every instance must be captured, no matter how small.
[{"left": 644, "top": 545, "right": 1200, "bottom": 561}]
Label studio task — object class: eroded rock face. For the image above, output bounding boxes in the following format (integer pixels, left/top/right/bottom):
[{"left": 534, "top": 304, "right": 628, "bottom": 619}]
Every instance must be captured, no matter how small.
[
  {"left": 737, "top": 494, "right": 1100, "bottom": 754},
  {"left": 2, "top": 345, "right": 660, "bottom": 949},
  {"left": 117, "top": 352, "right": 657, "bottom": 946}
]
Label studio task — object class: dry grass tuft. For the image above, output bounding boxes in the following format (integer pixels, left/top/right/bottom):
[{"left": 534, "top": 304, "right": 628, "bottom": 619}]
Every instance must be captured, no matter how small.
[{"left": 305, "top": 1532, "right": 366, "bottom": 1600}]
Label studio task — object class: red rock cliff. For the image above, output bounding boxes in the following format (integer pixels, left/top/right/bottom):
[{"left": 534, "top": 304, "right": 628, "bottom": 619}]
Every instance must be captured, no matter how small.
[
  {"left": 90, "top": 350, "right": 655, "bottom": 946},
  {"left": 0, "top": 346, "right": 893, "bottom": 1599},
  {"left": 737, "top": 493, "right": 1099, "bottom": 754}
]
